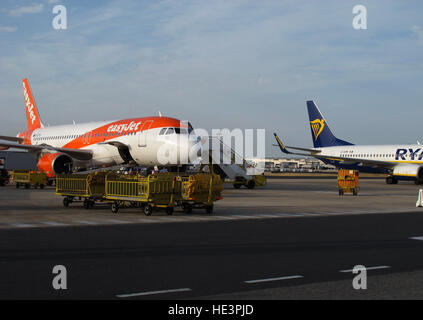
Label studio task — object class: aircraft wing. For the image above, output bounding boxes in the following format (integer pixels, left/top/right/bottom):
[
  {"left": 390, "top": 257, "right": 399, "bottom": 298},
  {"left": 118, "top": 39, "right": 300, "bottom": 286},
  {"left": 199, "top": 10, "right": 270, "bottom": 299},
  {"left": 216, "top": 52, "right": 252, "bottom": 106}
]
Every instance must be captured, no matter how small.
[
  {"left": 311, "top": 154, "right": 395, "bottom": 169},
  {"left": 273, "top": 133, "right": 395, "bottom": 170},
  {"left": 0, "top": 135, "right": 24, "bottom": 143},
  {"left": 0, "top": 141, "right": 93, "bottom": 161}
]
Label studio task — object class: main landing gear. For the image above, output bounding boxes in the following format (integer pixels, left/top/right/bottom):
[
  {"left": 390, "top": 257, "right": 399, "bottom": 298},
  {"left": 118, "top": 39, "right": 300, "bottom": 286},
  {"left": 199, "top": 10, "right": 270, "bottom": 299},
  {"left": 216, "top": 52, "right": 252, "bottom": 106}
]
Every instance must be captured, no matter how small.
[{"left": 386, "top": 176, "right": 398, "bottom": 185}]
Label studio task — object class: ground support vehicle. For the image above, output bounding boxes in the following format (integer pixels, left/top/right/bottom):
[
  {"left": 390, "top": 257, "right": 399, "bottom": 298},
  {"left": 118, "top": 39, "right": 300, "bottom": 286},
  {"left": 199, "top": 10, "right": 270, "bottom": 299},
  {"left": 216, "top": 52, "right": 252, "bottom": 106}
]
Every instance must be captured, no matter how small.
[
  {"left": 56, "top": 172, "right": 108, "bottom": 209},
  {"left": 232, "top": 174, "right": 267, "bottom": 189},
  {"left": 0, "top": 169, "right": 9, "bottom": 186},
  {"left": 13, "top": 170, "right": 47, "bottom": 189},
  {"left": 337, "top": 169, "right": 359, "bottom": 196},
  {"left": 177, "top": 173, "right": 224, "bottom": 214}
]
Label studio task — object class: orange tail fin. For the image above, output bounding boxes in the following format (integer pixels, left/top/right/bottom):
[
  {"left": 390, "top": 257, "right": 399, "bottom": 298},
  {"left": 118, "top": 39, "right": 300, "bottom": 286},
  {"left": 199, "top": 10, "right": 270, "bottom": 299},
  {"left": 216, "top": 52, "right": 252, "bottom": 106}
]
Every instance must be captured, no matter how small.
[{"left": 22, "top": 78, "right": 43, "bottom": 131}]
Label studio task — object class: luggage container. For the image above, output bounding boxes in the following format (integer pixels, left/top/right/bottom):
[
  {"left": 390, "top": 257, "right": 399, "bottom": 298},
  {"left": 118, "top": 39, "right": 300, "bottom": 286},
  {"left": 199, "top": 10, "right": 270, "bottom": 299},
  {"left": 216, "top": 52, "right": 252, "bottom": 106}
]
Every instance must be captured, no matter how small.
[
  {"left": 233, "top": 175, "right": 267, "bottom": 189},
  {"left": 56, "top": 172, "right": 108, "bottom": 208},
  {"left": 337, "top": 169, "right": 359, "bottom": 196},
  {"left": 57, "top": 171, "right": 224, "bottom": 215},
  {"left": 105, "top": 172, "right": 181, "bottom": 215},
  {"left": 178, "top": 173, "right": 223, "bottom": 214},
  {"left": 12, "top": 170, "right": 47, "bottom": 189}
]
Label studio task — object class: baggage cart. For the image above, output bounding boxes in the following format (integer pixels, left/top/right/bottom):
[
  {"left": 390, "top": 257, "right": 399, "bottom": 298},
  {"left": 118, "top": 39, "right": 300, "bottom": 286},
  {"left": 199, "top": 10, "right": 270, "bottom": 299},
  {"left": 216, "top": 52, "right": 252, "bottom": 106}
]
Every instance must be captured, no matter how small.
[
  {"left": 56, "top": 172, "right": 108, "bottom": 208},
  {"left": 105, "top": 172, "right": 180, "bottom": 215},
  {"left": 338, "top": 169, "right": 359, "bottom": 196},
  {"left": 178, "top": 173, "right": 223, "bottom": 214},
  {"left": 13, "top": 170, "right": 47, "bottom": 189}
]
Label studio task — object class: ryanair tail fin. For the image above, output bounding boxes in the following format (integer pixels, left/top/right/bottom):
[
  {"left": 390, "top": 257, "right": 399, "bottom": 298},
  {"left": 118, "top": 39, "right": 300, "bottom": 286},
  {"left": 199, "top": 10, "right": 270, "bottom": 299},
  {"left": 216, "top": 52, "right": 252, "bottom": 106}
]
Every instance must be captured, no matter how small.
[
  {"left": 22, "top": 78, "right": 44, "bottom": 131},
  {"left": 306, "top": 100, "right": 353, "bottom": 148}
]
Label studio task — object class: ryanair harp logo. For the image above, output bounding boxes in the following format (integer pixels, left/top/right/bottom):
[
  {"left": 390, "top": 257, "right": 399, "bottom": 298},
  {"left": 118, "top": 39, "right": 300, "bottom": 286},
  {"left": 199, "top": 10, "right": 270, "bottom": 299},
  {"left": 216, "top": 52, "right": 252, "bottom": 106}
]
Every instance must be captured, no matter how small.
[{"left": 310, "top": 118, "right": 325, "bottom": 141}]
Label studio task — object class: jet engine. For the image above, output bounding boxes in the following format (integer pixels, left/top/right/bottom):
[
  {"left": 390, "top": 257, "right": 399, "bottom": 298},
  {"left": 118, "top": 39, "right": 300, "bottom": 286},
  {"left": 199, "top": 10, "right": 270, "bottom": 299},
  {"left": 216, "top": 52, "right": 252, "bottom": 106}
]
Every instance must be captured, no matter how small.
[
  {"left": 37, "top": 153, "right": 73, "bottom": 177},
  {"left": 392, "top": 163, "right": 423, "bottom": 183}
]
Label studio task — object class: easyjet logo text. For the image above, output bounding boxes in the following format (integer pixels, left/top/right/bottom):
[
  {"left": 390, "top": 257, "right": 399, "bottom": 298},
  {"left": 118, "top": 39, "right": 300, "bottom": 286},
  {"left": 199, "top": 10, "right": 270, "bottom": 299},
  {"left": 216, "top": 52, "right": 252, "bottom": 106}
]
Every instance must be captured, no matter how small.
[
  {"left": 107, "top": 121, "right": 142, "bottom": 133},
  {"left": 23, "top": 82, "right": 36, "bottom": 125}
]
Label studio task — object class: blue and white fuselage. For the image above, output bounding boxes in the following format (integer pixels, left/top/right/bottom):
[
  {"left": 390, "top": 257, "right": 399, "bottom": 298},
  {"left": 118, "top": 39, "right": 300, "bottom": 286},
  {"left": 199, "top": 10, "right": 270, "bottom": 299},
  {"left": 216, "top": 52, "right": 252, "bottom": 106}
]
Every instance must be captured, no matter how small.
[{"left": 274, "top": 101, "right": 423, "bottom": 184}]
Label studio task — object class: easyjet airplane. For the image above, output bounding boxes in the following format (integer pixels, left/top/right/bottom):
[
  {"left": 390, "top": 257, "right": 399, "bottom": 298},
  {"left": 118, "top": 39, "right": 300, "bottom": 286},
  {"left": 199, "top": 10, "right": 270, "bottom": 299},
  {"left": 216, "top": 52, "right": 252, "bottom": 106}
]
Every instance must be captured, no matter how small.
[
  {"left": 0, "top": 79, "right": 198, "bottom": 177},
  {"left": 274, "top": 100, "right": 423, "bottom": 185}
]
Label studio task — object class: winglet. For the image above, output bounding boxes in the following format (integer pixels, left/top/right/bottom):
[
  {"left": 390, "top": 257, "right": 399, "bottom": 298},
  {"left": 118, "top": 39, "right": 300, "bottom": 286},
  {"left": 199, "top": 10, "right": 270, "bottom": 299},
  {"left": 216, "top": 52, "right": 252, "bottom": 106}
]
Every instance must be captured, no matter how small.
[{"left": 273, "top": 133, "right": 292, "bottom": 154}]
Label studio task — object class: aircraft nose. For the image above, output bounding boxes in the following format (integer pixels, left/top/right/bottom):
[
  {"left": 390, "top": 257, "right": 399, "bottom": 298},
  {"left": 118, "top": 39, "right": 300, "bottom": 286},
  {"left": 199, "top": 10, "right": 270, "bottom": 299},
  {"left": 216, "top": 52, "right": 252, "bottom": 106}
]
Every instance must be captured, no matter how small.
[{"left": 175, "top": 133, "right": 202, "bottom": 165}]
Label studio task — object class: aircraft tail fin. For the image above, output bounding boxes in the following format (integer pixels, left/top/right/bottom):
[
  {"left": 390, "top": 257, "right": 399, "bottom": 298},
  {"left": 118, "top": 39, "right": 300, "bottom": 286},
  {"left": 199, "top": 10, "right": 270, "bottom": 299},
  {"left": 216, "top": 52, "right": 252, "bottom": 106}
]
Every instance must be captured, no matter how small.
[
  {"left": 306, "top": 100, "right": 353, "bottom": 148},
  {"left": 22, "top": 78, "right": 44, "bottom": 131}
]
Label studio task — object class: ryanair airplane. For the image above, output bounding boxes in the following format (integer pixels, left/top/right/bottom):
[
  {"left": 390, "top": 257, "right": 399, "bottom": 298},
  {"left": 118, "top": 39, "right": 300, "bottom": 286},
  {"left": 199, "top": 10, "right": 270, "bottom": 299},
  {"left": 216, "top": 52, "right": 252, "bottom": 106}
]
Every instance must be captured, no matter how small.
[{"left": 274, "top": 101, "right": 423, "bottom": 185}]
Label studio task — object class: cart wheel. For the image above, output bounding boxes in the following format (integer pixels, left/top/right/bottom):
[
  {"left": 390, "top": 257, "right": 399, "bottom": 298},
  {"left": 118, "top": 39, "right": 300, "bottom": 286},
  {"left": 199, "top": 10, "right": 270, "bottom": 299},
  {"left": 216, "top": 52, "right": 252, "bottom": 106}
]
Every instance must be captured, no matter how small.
[
  {"left": 246, "top": 180, "right": 255, "bottom": 189},
  {"left": 25, "top": 184, "right": 30, "bottom": 189},
  {"left": 111, "top": 202, "right": 119, "bottom": 214},
  {"left": 144, "top": 204, "right": 153, "bottom": 216},
  {"left": 182, "top": 203, "right": 192, "bottom": 214},
  {"left": 165, "top": 207, "right": 174, "bottom": 216},
  {"left": 40, "top": 184, "right": 45, "bottom": 189},
  {"left": 83, "top": 199, "right": 91, "bottom": 209},
  {"left": 34, "top": 184, "right": 38, "bottom": 189},
  {"left": 233, "top": 184, "right": 241, "bottom": 189},
  {"left": 63, "top": 197, "right": 69, "bottom": 208},
  {"left": 339, "top": 189, "right": 344, "bottom": 196},
  {"left": 205, "top": 205, "right": 213, "bottom": 214},
  {"left": 89, "top": 200, "right": 95, "bottom": 208},
  {"left": 353, "top": 188, "right": 358, "bottom": 196},
  {"left": 16, "top": 183, "right": 20, "bottom": 189}
]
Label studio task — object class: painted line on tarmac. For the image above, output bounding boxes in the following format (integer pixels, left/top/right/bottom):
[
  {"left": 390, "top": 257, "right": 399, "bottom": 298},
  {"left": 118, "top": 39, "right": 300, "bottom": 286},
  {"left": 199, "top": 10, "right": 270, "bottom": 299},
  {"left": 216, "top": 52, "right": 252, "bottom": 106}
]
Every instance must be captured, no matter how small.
[
  {"left": 137, "top": 218, "right": 160, "bottom": 223},
  {"left": 212, "top": 216, "right": 238, "bottom": 220},
  {"left": 276, "top": 213, "right": 303, "bottom": 217},
  {"left": 245, "top": 275, "right": 303, "bottom": 284},
  {"left": 230, "top": 215, "right": 259, "bottom": 219},
  {"left": 339, "top": 266, "right": 391, "bottom": 273},
  {"left": 40, "top": 221, "right": 68, "bottom": 226},
  {"left": 75, "top": 220, "right": 100, "bottom": 225},
  {"left": 256, "top": 214, "right": 282, "bottom": 218},
  {"left": 7, "top": 223, "right": 35, "bottom": 228},
  {"left": 410, "top": 236, "right": 423, "bottom": 241},
  {"left": 155, "top": 216, "right": 189, "bottom": 222},
  {"left": 116, "top": 288, "right": 192, "bottom": 298},
  {"left": 106, "top": 219, "right": 131, "bottom": 224}
]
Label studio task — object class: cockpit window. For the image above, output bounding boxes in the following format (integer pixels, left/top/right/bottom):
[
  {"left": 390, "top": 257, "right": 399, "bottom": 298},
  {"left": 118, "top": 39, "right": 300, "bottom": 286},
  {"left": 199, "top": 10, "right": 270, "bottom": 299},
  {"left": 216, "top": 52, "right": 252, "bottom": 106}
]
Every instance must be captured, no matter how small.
[
  {"left": 166, "top": 128, "right": 175, "bottom": 135},
  {"left": 175, "top": 128, "right": 188, "bottom": 134},
  {"left": 159, "top": 128, "right": 167, "bottom": 135}
]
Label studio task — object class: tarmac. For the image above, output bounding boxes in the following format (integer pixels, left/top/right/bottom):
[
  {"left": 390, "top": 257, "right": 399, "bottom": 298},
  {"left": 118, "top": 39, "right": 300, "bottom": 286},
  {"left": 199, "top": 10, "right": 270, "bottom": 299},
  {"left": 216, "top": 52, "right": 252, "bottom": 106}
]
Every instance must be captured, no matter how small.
[
  {"left": 1, "top": 176, "right": 423, "bottom": 299},
  {"left": 0, "top": 177, "right": 421, "bottom": 229}
]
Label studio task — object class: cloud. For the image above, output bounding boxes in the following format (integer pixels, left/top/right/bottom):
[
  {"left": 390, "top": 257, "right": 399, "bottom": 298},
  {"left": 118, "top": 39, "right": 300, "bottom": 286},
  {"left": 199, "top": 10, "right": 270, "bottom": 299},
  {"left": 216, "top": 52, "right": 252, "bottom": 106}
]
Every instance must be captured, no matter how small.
[
  {"left": 411, "top": 25, "right": 423, "bottom": 46},
  {"left": 0, "top": 26, "right": 17, "bottom": 32},
  {"left": 9, "top": 4, "right": 44, "bottom": 17},
  {"left": 1, "top": 0, "right": 423, "bottom": 151}
]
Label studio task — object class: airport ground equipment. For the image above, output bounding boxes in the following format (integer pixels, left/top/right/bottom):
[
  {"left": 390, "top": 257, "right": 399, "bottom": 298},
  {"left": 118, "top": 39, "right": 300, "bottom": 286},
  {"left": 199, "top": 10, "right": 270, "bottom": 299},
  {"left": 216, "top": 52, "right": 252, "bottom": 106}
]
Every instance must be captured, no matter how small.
[
  {"left": 56, "top": 172, "right": 108, "bottom": 208},
  {"left": 178, "top": 173, "right": 224, "bottom": 214},
  {"left": 0, "top": 169, "right": 9, "bottom": 186},
  {"left": 56, "top": 171, "right": 224, "bottom": 215},
  {"left": 208, "top": 136, "right": 266, "bottom": 189},
  {"left": 12, "top": 170, "right": 47, "bottom": 189},
  {"left": 337, "top": 169, "right": 359, "bottom": 196}
]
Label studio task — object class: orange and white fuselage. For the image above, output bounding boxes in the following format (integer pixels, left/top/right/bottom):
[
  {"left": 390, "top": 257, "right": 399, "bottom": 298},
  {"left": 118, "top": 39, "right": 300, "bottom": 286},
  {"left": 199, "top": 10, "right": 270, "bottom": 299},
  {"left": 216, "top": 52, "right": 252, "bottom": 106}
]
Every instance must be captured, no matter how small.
[{"left": 0, "top": 79, "right": 197, "bottom": 177}]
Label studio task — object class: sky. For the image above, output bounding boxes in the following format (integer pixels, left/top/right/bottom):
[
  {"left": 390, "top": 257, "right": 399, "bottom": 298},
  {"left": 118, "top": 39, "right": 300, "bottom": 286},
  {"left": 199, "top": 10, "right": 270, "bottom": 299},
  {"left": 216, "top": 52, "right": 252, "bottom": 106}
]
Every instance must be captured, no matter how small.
[{"left": 0, "top": 0, "right": 422, "bottom": 157}]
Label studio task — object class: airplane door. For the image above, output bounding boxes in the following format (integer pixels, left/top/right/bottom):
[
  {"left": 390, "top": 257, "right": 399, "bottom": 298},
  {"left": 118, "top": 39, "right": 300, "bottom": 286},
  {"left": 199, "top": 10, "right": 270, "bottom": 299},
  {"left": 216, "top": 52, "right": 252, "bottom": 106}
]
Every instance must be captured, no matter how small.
[{"left": 138, "top": 120, "right": 153, "bottom": 147}]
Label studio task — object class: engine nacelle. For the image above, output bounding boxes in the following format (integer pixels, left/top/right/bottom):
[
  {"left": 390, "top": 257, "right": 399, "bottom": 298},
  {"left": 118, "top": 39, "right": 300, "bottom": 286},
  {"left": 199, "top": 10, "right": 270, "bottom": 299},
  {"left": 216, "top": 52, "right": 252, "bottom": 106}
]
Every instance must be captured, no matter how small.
[
  {"left": 392, "top": 164, "right": 423, "bottom": 181},
  {"left": 38, "top": 153, "right": 73, "bottom": 177}
]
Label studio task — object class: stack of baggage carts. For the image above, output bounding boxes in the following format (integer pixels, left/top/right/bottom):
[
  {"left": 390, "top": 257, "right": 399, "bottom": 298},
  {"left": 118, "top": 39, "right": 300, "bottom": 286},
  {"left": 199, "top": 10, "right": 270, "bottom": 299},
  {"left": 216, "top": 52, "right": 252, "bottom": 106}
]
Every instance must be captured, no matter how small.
[{"left": 56, "top": 171, "right": 223, "bottom": 215}]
